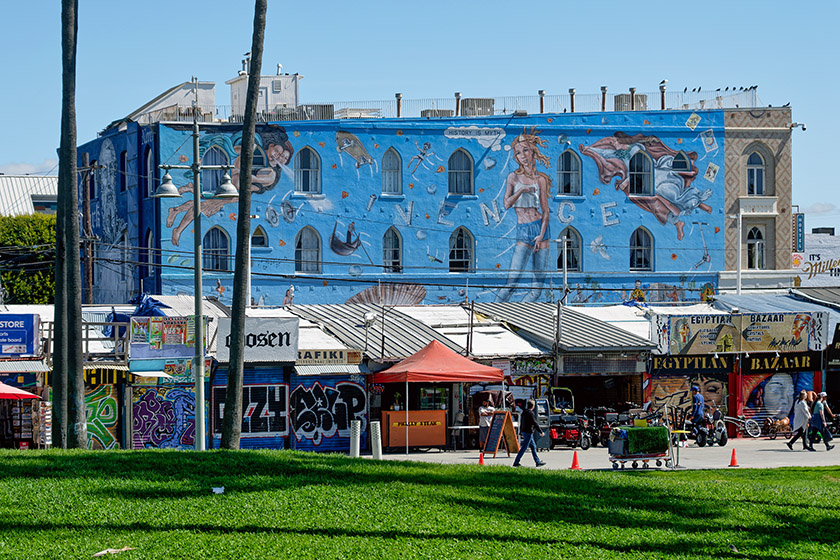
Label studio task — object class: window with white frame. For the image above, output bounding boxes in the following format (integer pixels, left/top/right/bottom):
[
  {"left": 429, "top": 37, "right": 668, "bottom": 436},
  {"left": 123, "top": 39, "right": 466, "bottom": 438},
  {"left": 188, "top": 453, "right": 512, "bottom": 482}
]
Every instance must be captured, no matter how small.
[
  {"left": 557, "top": 150, "right": 581, "bottom": 195},
  {"left": 448, "top": 227, "right": 474, "bottom": 272},
  {"left": 294, "top": 147, "right": 321, "bottom": 194},
  {"left": 448, "top": 149, "right": 474, "bottom": 195},
  {"left": 203, "top": 227, "right": 231, "bottom": 271},
  {"left": 383, "top": 227, "right": 402, "bottom": 273},
  {"left": 382, "top": 148, "right": 402, "bottom": 195},
  {"left": 629, "top": 227, "right": 652, "bottom": 271},
  {"left": 145, "top": 147, "right": 155, "bottom": 198},
  {"left": 747, "top": 227, "right": 765, "bottom": 269},
  {"left": 557, "top": 227, "right": 581, "bottom": 271},
  {"left": 747, "top": 152, "right": 764, "bottom": 195},
  {"left": 295, "top": 226, "right": 321, "bottom": 273},
  {"left": 628, "top": 151, "right": 653, "bottom": 195}
]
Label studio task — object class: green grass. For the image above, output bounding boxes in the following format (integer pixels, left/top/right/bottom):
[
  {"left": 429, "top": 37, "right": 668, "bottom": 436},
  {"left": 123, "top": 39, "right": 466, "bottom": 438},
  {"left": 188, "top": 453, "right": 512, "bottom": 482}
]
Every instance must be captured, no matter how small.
[{"left": 0, "top": 450, "right": 837, "bottom": 559}]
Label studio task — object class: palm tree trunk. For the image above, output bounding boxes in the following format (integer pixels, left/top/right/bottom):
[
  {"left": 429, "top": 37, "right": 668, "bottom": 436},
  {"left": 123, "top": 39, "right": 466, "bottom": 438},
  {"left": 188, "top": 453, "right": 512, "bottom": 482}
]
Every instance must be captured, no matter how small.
[{"left": 221, "top": 0, "right": 267, "bottom": 449}]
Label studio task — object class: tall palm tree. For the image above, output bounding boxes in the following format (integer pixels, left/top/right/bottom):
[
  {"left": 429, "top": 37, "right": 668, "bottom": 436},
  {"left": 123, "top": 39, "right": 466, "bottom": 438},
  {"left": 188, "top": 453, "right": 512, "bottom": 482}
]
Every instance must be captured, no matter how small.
[
  {"left": 56, "top": 0, "right": 86, "bottom": 449},
  {"left": 221, "top": 0, "right": 267, "bottom": 449}
]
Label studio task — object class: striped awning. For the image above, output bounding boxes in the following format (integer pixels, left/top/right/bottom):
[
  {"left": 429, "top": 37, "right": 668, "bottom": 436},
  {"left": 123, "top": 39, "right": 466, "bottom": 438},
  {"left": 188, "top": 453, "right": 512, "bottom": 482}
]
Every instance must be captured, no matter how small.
[
  {"left": 0, "top": 360, "right": 50, "bottom": 373},
  {"left": 84, "top": 363, "right": 130, "bottom": 371},
  {"left": 294, "top": 364, "right": 369, "bottom": 376}
]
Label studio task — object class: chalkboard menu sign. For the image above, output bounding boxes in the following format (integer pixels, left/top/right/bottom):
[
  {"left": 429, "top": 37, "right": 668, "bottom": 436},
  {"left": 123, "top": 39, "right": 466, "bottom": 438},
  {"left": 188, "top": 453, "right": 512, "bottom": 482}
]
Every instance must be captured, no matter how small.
[{"left": 483, "top": 411, "right": 519, "bottom": 457}]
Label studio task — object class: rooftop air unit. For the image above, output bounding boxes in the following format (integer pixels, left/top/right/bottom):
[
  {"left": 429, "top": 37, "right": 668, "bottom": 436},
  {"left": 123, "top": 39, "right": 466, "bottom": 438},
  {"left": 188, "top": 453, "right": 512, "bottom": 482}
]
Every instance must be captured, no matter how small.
[
  {"left": 461, "top": 98, "right": 495, "bottom": 116},
  {"left": 420, "top": 109, "right": 455, "bottom": 118},
  {"left": 614, "top": 93, "right": 648, "bottom": 111}
]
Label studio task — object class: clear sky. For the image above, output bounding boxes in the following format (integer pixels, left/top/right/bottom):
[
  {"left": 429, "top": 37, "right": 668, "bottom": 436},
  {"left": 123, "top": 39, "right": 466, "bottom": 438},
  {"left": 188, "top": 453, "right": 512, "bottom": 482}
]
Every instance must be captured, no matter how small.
[{"left": 1, "top": 1, "right": 837, "bottom": 230}]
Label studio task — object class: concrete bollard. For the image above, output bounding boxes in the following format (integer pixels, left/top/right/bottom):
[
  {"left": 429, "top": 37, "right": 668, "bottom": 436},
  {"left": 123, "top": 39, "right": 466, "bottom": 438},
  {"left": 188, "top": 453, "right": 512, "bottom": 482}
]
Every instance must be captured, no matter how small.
[
  {"left": 370, "top": 420, "right": 383, "bottom": 460},
  {"left": 350, "top": 419, "right": 361, "bottom": 458}
]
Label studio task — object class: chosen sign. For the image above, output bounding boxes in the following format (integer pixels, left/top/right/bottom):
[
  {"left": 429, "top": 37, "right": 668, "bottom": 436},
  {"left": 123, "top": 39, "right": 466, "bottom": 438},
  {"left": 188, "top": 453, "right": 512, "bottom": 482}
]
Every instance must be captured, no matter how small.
[{"left": 217, "top": 317, "right": 299, "bottom": 363}]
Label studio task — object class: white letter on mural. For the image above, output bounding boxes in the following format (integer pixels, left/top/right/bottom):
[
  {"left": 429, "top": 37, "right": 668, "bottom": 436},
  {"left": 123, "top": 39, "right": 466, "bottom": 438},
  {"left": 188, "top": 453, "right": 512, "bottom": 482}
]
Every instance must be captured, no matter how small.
[
  {"left": 479, "top": 200, "right": 502, "bottom": 226},
  {"left": 394, "top": 201, "right": 414, "bottom": 226},
  {"left": 601, "top": 202, "right": 619, "bottom": 226},
  {"left": 557, "top": 201, "right": 575, "bottom": 224}
]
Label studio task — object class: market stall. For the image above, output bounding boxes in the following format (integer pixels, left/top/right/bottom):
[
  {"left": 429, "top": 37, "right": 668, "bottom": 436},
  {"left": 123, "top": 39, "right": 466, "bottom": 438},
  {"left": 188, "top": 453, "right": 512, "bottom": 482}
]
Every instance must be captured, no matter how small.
[
  {"left": 372, "top": 340, "right": 503, "bottom": 453},
  {"left": 0, "top": 384, "right": 41, "bottom": 449}
]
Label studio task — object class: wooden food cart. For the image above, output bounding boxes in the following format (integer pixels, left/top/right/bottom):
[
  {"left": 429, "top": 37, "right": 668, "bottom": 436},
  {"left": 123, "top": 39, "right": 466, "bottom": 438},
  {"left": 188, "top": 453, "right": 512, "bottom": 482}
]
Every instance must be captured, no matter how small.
[{"left": 381, "top": 410, "right": 447, "bottom": 449}]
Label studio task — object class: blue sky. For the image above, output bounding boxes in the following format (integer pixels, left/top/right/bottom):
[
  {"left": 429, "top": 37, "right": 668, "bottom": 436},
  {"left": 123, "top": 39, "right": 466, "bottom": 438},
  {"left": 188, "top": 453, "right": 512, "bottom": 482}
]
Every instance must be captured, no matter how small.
[{"left": 1, "top": 1, "right": 837, "bottom": 229}]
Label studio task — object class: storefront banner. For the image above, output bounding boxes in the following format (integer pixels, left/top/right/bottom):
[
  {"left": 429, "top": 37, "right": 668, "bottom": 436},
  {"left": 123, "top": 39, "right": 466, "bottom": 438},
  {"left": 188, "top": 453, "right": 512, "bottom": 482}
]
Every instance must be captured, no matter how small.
[
  {"left": 130, "top": 316, "right": 208, "bottom": 359},
  {"left": 0, "top": 314, "right": 40, "bottom": 357},
  {"left": 217, "top": 317, "right": 299, "bottom": 363},
  {"left": 658, "top": 312, "right": 828, "bottom": 355},
  {"left": 741, "top": 351, "right": 822, "bottom": 375},
  {"left": 296, "top": 349, "right": 360, "bottom": 365},
  {"left": 827, "top": 324, "right": 840, "bottom": 370},
  {"left": 649, "top": 354, "right": 733, "bottom": 375}
]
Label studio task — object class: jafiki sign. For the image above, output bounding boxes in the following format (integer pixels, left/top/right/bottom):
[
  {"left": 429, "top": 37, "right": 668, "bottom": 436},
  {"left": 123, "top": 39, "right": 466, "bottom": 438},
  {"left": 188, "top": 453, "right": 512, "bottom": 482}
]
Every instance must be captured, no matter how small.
[
  {"left": 216, "top": 317, "right": 299, "bottom": 362},
  {"left": 0, "top": 314, "right": 39, "bottom": 357}
]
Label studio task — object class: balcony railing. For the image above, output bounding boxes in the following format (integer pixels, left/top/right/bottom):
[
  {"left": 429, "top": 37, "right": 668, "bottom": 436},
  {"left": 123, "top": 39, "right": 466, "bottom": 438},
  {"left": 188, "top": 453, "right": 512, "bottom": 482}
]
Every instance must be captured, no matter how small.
[{"left": 136, "top": 89, "right": 764, "bottom": 126}]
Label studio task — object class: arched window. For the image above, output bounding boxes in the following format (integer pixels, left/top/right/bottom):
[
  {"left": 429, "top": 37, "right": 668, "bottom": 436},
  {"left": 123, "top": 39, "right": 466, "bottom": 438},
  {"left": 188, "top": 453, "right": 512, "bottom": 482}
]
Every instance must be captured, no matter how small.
[
  {"left": 557, "top": 227, "right": 581, "bottom": 271},
  {"left": 295, "top": 147, "right": 321, "bottom": 194},
  {"left": 628, "top": 151, "right": 653, "bottom": 195},
  {"left": 295, "top": 226, "right": 321, "bottom": 273},
  {"left": 747, "top": 227, "right": 765, "bottom": 269},
  {"left": 88, "top": 159, "right": 98, "bottom": 200},
  {"left": 203, "top": 227, "right": 230, "bottom": 271},
  {"left": 202, "top": 145, "right": 229, "bottom": 195},
  {"left": 251, "top": 225, "right": 268, "bottom": 248},
  {"left": 252, "top": 143, "right": 267, "bottom": 169},
  {"left": 145, "top": 146, "right": 155, "bottom": 198},
  {"left": 747, "top": 152, "right": 764, "bottom": 195},
  {"left": 449, "top": 227, "right": 474, "bottom": 272},
  {"left": 382, "top": 148, "right": 402, "bottom": 195},
  {"left": 672, "top": 151, "right": 690, "bottom": 171},
  {"left": 448, "top": 149, "right": 474, "bottom": 195},
  {"left": 140, "top": 229, "right": 153, "bottom": 282},
  {"left": 383, "top": 227, "right": 402, "bottom": 273},
  {"left": 557, "top": 150, "right": 581, "bottom": 195},
  {"left": 119, "top": 151, "right": 127, "bottom": 192},
  {"left": 630, "top": 227, "right": 652, "bottom": 271}
]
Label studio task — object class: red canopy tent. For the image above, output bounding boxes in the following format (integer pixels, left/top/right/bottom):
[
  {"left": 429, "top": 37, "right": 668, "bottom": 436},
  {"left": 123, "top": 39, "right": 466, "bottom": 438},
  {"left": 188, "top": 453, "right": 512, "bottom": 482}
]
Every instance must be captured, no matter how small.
[
  {"left": 372, "top": 340, "right": 503, "bottom": 383},
  {"left": 372, "top": 340, "right": 503, "bottom": 454}
]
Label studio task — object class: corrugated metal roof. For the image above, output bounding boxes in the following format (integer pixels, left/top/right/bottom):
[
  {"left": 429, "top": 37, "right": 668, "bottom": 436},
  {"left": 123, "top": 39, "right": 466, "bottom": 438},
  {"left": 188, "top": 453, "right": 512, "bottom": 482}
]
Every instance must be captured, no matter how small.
[
  {"left": 570, "top": 304, "right": 653, "bottom": 342},
  {"left": 398, "top": 306, "right": 546, "bottom": 358},
  {"left": 294, "top": 364, "right": 369, "bottom": 376},
  {"left": 472, "top": 302, "right": 656, "bottom": 351},
  {"left": 791, "top": 287, "right": 840, "bottom": 311},
  {"left": 287, "top": 304, "right": 463, "bottom": 362},
  {"left": 0, "top": 175, "right": 57, "bottom": 216},
  {"left": 0, "top": 360, "right": 50, "bottom": 372},
  {"left": 713, "top": 292, "right": 840, "bottom": 336}
]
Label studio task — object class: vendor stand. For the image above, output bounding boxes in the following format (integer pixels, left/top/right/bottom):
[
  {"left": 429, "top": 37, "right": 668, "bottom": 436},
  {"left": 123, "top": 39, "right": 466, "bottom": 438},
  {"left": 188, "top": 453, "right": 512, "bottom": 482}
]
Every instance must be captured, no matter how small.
[
  {"left": 372, "top": 340, "right": 503, "bottom": 453},
  {"left": 0, "top": 384, "right": 41, "bottom": 449}
]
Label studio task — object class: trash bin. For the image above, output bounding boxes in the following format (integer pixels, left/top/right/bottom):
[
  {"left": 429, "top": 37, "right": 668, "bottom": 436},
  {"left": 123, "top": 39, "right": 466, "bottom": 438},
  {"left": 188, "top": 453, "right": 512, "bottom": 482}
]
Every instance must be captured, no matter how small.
[{"left": 533, "top": 398, "right": 552, "bottom": 451}]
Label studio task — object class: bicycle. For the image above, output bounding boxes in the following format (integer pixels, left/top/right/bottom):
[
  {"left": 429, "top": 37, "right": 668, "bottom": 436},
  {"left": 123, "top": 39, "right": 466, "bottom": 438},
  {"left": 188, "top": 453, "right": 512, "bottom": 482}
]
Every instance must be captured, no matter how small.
[{"left": 709, "top": 402, "right": 761, "bottom": 438}]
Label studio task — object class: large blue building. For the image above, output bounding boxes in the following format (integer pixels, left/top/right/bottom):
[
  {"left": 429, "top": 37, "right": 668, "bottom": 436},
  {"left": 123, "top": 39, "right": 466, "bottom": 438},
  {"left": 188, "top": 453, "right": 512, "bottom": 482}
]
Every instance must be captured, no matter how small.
[{"left": 78, "top": 73, "right": 796, "bottom": 307}]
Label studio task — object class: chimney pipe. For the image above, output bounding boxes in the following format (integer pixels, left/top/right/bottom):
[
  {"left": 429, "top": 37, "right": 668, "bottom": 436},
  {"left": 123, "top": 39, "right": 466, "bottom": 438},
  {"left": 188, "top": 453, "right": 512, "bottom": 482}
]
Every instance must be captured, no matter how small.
[
  {"left": 242, "top": 59, "right": 247, "bottom": 73},
  {"left": 659, "top": 83, "right": 666, "bottom": 110},
  {"left": 538, "top": 90, "right": 545, "bottom": 113},
  {"left": 569, "top": 88, "right": 576, "bottom": 113},
  {"left": 600, "top": 86, "right": 608, "bottom": 112},
  {"left": 455, "top": 92, "right": 462, "bottom": 117},
  {"left": 277, "top": 63, "right": 283, "bottom": 75},
  {"left": 629, "top": 87, "right": 637, "bottom": 111},
  {"left": 395, "top": 93, "right": 402, "bottom": 118}
]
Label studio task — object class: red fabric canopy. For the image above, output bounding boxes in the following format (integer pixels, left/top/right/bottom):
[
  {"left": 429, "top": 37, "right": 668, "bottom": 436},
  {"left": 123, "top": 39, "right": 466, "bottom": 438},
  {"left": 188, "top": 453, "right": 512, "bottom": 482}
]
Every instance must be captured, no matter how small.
[
  {"left": 371, "top": 340, "right": 504, "bottom": 383},
  {"left": 0, "top": 384, "right": 40, "bottom": 400}
]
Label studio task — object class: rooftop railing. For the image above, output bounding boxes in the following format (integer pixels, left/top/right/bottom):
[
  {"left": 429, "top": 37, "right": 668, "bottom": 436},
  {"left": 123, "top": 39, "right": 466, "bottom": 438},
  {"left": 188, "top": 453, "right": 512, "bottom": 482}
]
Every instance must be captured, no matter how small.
[{"left": 137, "top": 89, "right": 765, "bottom": 126}]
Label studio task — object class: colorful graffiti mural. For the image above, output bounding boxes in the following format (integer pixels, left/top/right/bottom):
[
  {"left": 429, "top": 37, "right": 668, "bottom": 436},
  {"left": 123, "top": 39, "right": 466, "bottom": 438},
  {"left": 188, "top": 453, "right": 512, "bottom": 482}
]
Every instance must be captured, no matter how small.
[
  {"left": 289, "top": 378, "right": 367, "bottom": 450},
  {"left": 211, "top": 384, "right": 289, "bottom": 441},
  {"left": 132, "top": 386, "right": 195, "bottom": 449},
  {"left": 86, "top": 385, "right": 120, "bottom": 450}
]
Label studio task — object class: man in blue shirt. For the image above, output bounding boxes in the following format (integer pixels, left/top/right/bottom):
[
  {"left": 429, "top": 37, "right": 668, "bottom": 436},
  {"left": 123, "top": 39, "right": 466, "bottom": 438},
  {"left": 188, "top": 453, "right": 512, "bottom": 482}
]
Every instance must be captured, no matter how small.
[{"left": 691, "top": 385, "right": 705, "bottom": 425}]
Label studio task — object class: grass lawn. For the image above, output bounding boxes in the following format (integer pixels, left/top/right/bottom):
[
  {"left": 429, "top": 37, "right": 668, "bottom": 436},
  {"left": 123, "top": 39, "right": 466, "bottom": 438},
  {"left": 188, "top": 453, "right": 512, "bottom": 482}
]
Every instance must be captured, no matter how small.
[{"left": 0, "top": 449, "right": 837, "bottom": 559}]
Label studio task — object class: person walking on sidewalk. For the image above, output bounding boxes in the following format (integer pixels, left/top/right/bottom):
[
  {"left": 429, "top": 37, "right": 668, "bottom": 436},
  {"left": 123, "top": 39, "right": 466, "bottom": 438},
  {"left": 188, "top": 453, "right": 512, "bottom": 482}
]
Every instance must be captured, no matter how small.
[
  {"left": 787, "top": 390, "right": 815, "bottom": 451},
  {"left": 812, "top": 392, "right": 835, "bottom": 451},
  {"left": 512, "top": 399, "right": 546, "bottom": 468}
]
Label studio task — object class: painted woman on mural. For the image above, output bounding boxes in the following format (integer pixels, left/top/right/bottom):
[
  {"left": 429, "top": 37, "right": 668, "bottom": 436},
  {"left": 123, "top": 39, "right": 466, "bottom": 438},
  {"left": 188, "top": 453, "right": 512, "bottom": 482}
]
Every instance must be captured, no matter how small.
[
  {"left": 495, "top": 128, "right": 552, "bottom": 302},
  {"left": 166, "top": 124, "right": 294, "bottom": 246}
]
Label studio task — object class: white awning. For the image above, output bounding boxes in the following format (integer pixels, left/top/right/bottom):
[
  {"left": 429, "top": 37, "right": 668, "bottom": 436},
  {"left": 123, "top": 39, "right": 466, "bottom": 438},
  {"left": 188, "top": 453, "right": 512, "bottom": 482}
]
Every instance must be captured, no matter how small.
[
  {"left": 294, "top": 364, "right": 369, "bottom": 376},
  {"left": 130, "top": 371, "right": 173, "bottom": 378},
  {"left": 0, "top": 360, "right": 50, "bottom": 373}
]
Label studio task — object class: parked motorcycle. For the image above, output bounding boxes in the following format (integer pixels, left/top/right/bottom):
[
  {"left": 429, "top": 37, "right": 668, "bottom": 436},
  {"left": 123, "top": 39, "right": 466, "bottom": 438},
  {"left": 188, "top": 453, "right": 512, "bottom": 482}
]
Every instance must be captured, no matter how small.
[
  {"left": 549, "top": 414, "right": 591, "bottom": 450},
  {"left": 690, "top": 411, "right": 728, "bottom": 447}
]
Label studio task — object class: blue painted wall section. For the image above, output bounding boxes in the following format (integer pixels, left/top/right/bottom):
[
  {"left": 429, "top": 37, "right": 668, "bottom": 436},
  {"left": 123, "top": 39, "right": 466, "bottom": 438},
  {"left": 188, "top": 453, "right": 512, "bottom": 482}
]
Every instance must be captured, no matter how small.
[
  {"left": 211, "top": 366, "right": 289, "bottom": 449},
  {"left": 289, "top": 373, "right": 368, "bottom": 452},
  {"left": 81, "top": 110, "right": 725, "bottom": 305}
]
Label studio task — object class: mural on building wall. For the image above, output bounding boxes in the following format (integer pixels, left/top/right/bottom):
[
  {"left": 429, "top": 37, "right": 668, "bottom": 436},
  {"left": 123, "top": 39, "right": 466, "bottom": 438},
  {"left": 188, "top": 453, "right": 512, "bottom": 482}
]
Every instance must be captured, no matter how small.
[
  {"left": 742, "top": 372, "right": 813, "bottom": 422},
  {"left": 648, "top": 374, "right": 728, "bottom": 416},
  {"left": 211, "top": 384, "right": 289, "bottom": 440},
  {"left": 289, "top": 378, "right": 367, "bottom": 450},
  {"left": 151, "top": 112, "right": 724, "bottom": 306},
  {"left": 93, "top": 138, "right": 130, "bottom": 303},
  {"left": 132, "top": 386, "right": 196, "bottom": 449},
  {"left": 86, "top": 385, "right": 120, "bottom": 450},
  {"left": 165, "top": 124, "right": 293, "bottom": 246}
]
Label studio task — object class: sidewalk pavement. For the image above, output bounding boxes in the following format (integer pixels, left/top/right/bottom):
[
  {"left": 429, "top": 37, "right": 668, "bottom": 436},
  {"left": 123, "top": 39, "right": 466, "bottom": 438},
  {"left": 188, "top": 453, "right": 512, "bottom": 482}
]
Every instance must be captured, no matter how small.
[{"left": 373, "top": 437, "right": 840, "bottom": 470}]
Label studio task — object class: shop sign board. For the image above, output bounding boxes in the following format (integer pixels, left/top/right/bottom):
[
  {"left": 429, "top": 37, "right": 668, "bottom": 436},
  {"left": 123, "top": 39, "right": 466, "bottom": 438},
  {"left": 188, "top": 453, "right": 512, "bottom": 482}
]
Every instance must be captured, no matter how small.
[
  {"left": 741, "top": 351, "right": 822, "bottom": 375},
  {"left": 217, "top": 317, "right": 299, "bottom": 363},
  {"left": 0, "top": 314, "right": 39, "bottom": 357},
  {"left": 296, "top": 349, "right": 360, "bottom": 365},
  {"left": 649, "top": 354, "right": 733, "bottom": 375},
  {"left": 657, "top": 312, "right": 827, "bottom": 355}
]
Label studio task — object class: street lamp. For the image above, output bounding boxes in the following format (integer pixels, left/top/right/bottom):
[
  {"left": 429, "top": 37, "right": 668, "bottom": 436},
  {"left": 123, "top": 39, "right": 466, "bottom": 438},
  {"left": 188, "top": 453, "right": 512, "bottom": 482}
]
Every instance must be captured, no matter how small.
[{"left": 154, "top": 77, "right": 237, "bottom": 450}]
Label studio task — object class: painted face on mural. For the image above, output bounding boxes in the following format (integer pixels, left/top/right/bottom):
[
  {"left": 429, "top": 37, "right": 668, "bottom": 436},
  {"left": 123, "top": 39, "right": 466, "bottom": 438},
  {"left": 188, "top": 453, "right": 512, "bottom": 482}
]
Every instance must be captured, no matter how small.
[
  {"left": 513, "top": 141, "right": 534, "bottom": 168},
  {"left": 764, "top": 373, "right": 794, "bottom": 419},
  {"left": 267, "top": 143, "right": 291, "bottom": 167}
]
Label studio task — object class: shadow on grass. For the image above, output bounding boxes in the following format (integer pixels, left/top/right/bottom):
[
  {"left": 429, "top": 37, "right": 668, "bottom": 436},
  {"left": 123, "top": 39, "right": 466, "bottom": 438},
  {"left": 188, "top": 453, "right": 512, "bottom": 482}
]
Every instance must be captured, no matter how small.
[{"left": 0, "top": 450, "right": 837, "bottom": 559}]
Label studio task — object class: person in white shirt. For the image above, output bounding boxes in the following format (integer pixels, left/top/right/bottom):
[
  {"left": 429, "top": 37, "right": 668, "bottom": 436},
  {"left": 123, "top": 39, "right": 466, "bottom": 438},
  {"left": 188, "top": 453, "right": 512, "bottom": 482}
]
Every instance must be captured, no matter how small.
[{"left": 478, "top": 399, "right": 496, "bottom": 447}]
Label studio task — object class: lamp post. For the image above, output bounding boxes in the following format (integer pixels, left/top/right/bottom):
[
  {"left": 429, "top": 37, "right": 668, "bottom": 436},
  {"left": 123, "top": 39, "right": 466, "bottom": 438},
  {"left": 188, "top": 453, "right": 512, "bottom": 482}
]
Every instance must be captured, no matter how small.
[{"left": 154, "top": 77, "right": 237, "bottom": 450}]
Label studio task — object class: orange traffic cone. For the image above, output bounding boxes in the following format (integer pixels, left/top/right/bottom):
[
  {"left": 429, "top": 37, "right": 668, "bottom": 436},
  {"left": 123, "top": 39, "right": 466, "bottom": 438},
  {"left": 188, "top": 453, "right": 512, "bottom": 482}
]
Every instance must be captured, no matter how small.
[
  {"left": 569, "top": 451, "right": 581, "bottom": 470},
  {"left": 478, "top": 452, "right": 485, "bottom": 466},
  {"left": 728, "top": 448, "right": 739, "bottom": 468}
]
